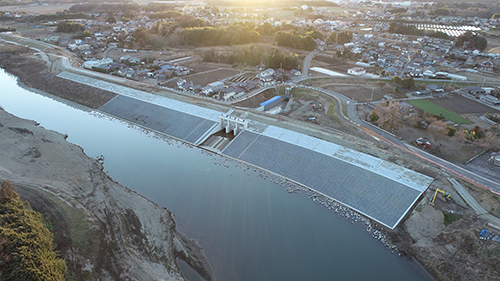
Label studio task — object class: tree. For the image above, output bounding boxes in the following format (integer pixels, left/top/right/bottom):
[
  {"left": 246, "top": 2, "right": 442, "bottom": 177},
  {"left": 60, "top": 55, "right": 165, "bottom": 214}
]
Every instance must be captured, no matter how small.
[
  {"left": 336, "top": 31, "right": 353, "bottom": 45},
  {"left": 455, "top": 31, "right": 487, "bottom": 51},
  {"left": 0, "top": 180, "right": 18, "bottom": 201},
  {"left": 0, "top": 181, "right": 67, "bottom": 280},
  {"left": 427, "top": 120, "right": 448, "bottom": 140},
  {"left": 369, "top": 110, "right": 379, "bottom": 122},
  {"left": 55, "top": 21, "right": 85, "bottom": 33},
  {"left": 106, "top": 16, "right": 116, "bottom": 23},
  {"left": 374, "top": 101, "right": 404, "bottom": 133},
  {"left": 433, "top": 8, "right": 450, "bottom": 16},
  {"left": 391, "top": 76, "right": 402, "bottom": 85},
  {"left": 401, "top": 77, "right": 415, "bottom": 89},
  {"left": 478, "top": 132, "right": 500, "bottom": 151}
]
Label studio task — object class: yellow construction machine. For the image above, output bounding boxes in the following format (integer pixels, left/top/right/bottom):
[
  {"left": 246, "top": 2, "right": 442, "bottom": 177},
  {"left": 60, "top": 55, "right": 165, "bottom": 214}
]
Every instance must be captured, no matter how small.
[{"left": 429, "top": 188, "right": 451, "bottom": 205}]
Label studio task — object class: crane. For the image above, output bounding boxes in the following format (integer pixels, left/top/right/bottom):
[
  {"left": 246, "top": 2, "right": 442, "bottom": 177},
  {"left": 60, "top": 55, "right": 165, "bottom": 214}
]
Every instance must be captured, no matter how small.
[{"left": 429, "top": 188, "right": 451, "bottom": 205}]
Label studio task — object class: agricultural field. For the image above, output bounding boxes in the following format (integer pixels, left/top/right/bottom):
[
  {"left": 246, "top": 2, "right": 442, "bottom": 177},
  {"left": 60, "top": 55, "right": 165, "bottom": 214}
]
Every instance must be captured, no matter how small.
[
  {"left": 430, "top": 94, "right": 500, "bottom": 115},
  {"left": 323, "top": 82, "right": 396, "bottom": 102},
  {"left": 407, "top": 99, "right": 472, "bottom": 124},
  {"left": 178, "top": 69, "right": 240, "bottom": 86},
  {"left": 311, "top": 55, "right": 357, "bottom": 73}
]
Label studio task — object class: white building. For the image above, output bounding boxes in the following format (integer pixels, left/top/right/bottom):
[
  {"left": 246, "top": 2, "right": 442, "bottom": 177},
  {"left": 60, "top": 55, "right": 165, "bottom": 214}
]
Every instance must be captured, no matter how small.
[
  {"left": 82, "top": 58, "right": 113, "bottom": 70},
  {"left": 347, "top": 67, "right": 366, "bottom": 76}
]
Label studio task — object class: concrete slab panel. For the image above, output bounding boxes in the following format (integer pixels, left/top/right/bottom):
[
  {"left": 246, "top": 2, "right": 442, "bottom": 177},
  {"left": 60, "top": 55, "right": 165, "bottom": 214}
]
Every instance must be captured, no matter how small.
[
  {"left": 375, "top": 161, "right": 406, "bottom": 179},
  {"left": 398, "top": 170, "right": 434, "bottom": 192},
  {"left": 334, "top": 147, "right": 360, "bottom": 162},
  {"left": 314, "top": 141, "right": 341, "bottom": 156},
  {"left": 261, "top": 126, "right": 284, "bottom": 139},
  {"left": 354, "top": 154, "right": 383, "bottom": 170},
  {"left": 295, "top": 134, "right": 322, "bottom": 151}
]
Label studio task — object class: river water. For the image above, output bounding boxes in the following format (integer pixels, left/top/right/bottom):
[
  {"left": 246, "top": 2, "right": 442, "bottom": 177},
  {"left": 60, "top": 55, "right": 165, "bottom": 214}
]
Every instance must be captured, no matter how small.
[{"left": 0, "top": 69, "right": 433, "bottom": 281}]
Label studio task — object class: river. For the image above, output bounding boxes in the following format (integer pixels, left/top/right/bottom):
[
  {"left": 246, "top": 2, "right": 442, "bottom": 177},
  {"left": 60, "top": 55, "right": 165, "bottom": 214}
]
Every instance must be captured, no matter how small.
[{"left": 0, "top": 69, "right": 434, "bottom": 281}]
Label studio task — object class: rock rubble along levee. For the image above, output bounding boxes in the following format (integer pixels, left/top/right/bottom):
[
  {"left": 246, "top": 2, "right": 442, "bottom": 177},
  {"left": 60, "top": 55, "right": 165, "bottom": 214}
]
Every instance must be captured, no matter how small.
[{"left": 0, "top": 108, "right": 215, "bottom": 281}]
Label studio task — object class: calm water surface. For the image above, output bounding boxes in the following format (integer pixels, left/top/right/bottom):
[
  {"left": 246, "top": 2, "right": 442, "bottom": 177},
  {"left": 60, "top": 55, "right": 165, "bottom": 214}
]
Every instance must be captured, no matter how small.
[{"left": 0, "top": 69, "right": 433, "bottom": 281}]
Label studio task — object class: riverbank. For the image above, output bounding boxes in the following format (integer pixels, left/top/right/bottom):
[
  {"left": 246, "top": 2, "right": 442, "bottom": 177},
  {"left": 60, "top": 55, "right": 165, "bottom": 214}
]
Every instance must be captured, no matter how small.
[
  {"left": 0, "top": 60, "right": 216, "bottom": 280},
  {"left": 1, "top": 50, "right": 500, "bottom": 281}
]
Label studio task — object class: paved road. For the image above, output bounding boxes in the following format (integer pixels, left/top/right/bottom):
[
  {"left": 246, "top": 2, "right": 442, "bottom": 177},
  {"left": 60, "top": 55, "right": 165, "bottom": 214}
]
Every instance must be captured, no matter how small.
[
  {"left": 297, "top": 50, "right": 318, "bottom": 80},
  {"left": 448, "top": 178, "right": 500, "bottom": 228}
]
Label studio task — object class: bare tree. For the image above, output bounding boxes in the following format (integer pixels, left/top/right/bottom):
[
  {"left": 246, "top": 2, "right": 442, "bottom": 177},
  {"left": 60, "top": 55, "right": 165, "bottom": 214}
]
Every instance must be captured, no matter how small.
[
  {"left": 374, "top": 101, "right": 404, "bottom": 133},
  {"left": 427, "top": 120, "right": 448, "bottom": 140},
  {"left": 477, "top": 132, "right": 500, "bottom": 151}
]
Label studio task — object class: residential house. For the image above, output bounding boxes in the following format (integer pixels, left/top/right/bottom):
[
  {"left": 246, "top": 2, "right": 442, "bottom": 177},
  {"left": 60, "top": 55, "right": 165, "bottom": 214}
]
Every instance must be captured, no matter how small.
[
  {"left": 461, "top": 86, "right": 485, "bottom": 97},
  {"left": 426, "top": 84, "right": 444, "bottom": 93},
  {"left": 481, "top": 61, "right": 494, "bottom": 72},
  {"left": 481, "top": 95, "right": 500, "bottom": 106}
]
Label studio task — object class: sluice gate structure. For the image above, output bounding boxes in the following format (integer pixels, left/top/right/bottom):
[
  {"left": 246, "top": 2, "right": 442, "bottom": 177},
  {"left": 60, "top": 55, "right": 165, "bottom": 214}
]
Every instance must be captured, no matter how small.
[{"left": 58, "top": 71, "right": 434, "bottom": 229}]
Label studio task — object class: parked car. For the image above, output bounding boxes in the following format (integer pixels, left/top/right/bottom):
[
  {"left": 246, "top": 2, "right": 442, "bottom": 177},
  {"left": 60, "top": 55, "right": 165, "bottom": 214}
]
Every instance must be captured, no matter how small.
[{"left": 415, "top": 137, "right": 433, "bottom": 149}]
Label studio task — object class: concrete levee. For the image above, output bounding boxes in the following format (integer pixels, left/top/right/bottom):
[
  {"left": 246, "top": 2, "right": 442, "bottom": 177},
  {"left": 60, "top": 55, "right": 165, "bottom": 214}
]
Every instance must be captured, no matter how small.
[
  {"left": 59, "top": 71, "right": 433, "bottom": 229},
  {"left": 222, "top": 128, "right": 433, "bottom": 229},
  {"left": 98, "top": 95, "right": 218, "bottom": 145}
]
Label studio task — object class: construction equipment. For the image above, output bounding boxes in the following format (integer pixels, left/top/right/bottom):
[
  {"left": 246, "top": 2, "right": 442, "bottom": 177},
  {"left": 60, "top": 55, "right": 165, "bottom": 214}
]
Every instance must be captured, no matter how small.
[{"left": 429, "top": 188, "right": 451, "bottom": 205}]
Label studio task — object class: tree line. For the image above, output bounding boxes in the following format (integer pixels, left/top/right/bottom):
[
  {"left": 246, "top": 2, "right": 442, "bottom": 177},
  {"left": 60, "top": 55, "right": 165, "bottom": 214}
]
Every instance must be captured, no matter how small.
[
  {"left": 202, "top": 46, "right": 301, "bottom": 70},
  {"left": 30, "top": 12, "right": 91, "bottom": 22},
  {"left": 56, "top": 21, "right": 85, "bottom": 33},
  {"left": 388, "top": 22, "right": 450, "bottom": 39},
  {"left": 275, "top": 31, "right": 317, "bottom": 51},
  {"left": 180, "top": 25, "right": 259, "bottom": 46},
  {"left": 326, "top": 31, "right": 353, "bottom": 45},
  {"left": 455, "top": 31, "right": 487, "bottom": 51}
]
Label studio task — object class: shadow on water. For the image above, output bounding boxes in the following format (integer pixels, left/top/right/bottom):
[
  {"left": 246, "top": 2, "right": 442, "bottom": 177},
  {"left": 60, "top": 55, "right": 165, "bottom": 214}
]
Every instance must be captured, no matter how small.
[{"left": 178, "top": 259, "right": 205, "bottom": 281}]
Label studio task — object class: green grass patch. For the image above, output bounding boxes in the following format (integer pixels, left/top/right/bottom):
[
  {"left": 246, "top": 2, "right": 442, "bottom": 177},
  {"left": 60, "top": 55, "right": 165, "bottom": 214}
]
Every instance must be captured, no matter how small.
[
  {"left": 408, "top": 99, "right": 472, "bottom": 124},
  {"left": 291, "top": 87, "right": 316, "bottom": 99},
  {"left": 341, "top": 101, "right": 348, "bottom": 118},
  {"left": 326, "top": 98, "right": 340, "bottom": 123},
  {"left": 443, "top": 211, "right": 463, "bottom": 226},
  {"left": 415, "top": 204, "right": 423, "bottom": 212}
]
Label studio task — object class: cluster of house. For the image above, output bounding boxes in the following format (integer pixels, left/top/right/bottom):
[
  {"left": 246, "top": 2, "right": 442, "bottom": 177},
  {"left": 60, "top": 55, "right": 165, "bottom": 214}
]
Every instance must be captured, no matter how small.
[
  {"left": 173, "top": 68, "right": 301, "bottom": 102},
  {"left": 257, "top": 68, "right": 301, "bottom": 86},
  {"left": 332, "top": 31, "right": 499, "bottom": 80},
  {"left": 81, "top": 56, "right": 192, "bottom": 80},
  {"left": 175, "top": 79, "right": 259, "bottom": 102}
]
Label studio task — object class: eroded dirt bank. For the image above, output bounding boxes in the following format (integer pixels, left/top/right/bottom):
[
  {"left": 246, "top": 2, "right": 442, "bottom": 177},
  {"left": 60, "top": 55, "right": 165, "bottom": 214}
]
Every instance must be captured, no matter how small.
[{"left": 0, "top": 108, "right": 215, "bottom": 280}]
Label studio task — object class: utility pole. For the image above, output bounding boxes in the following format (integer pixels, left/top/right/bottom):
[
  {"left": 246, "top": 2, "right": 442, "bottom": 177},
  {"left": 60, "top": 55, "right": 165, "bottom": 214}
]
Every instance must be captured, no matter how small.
[{"left": 370, "top": 88, "right": 374, "bottom": 104}]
